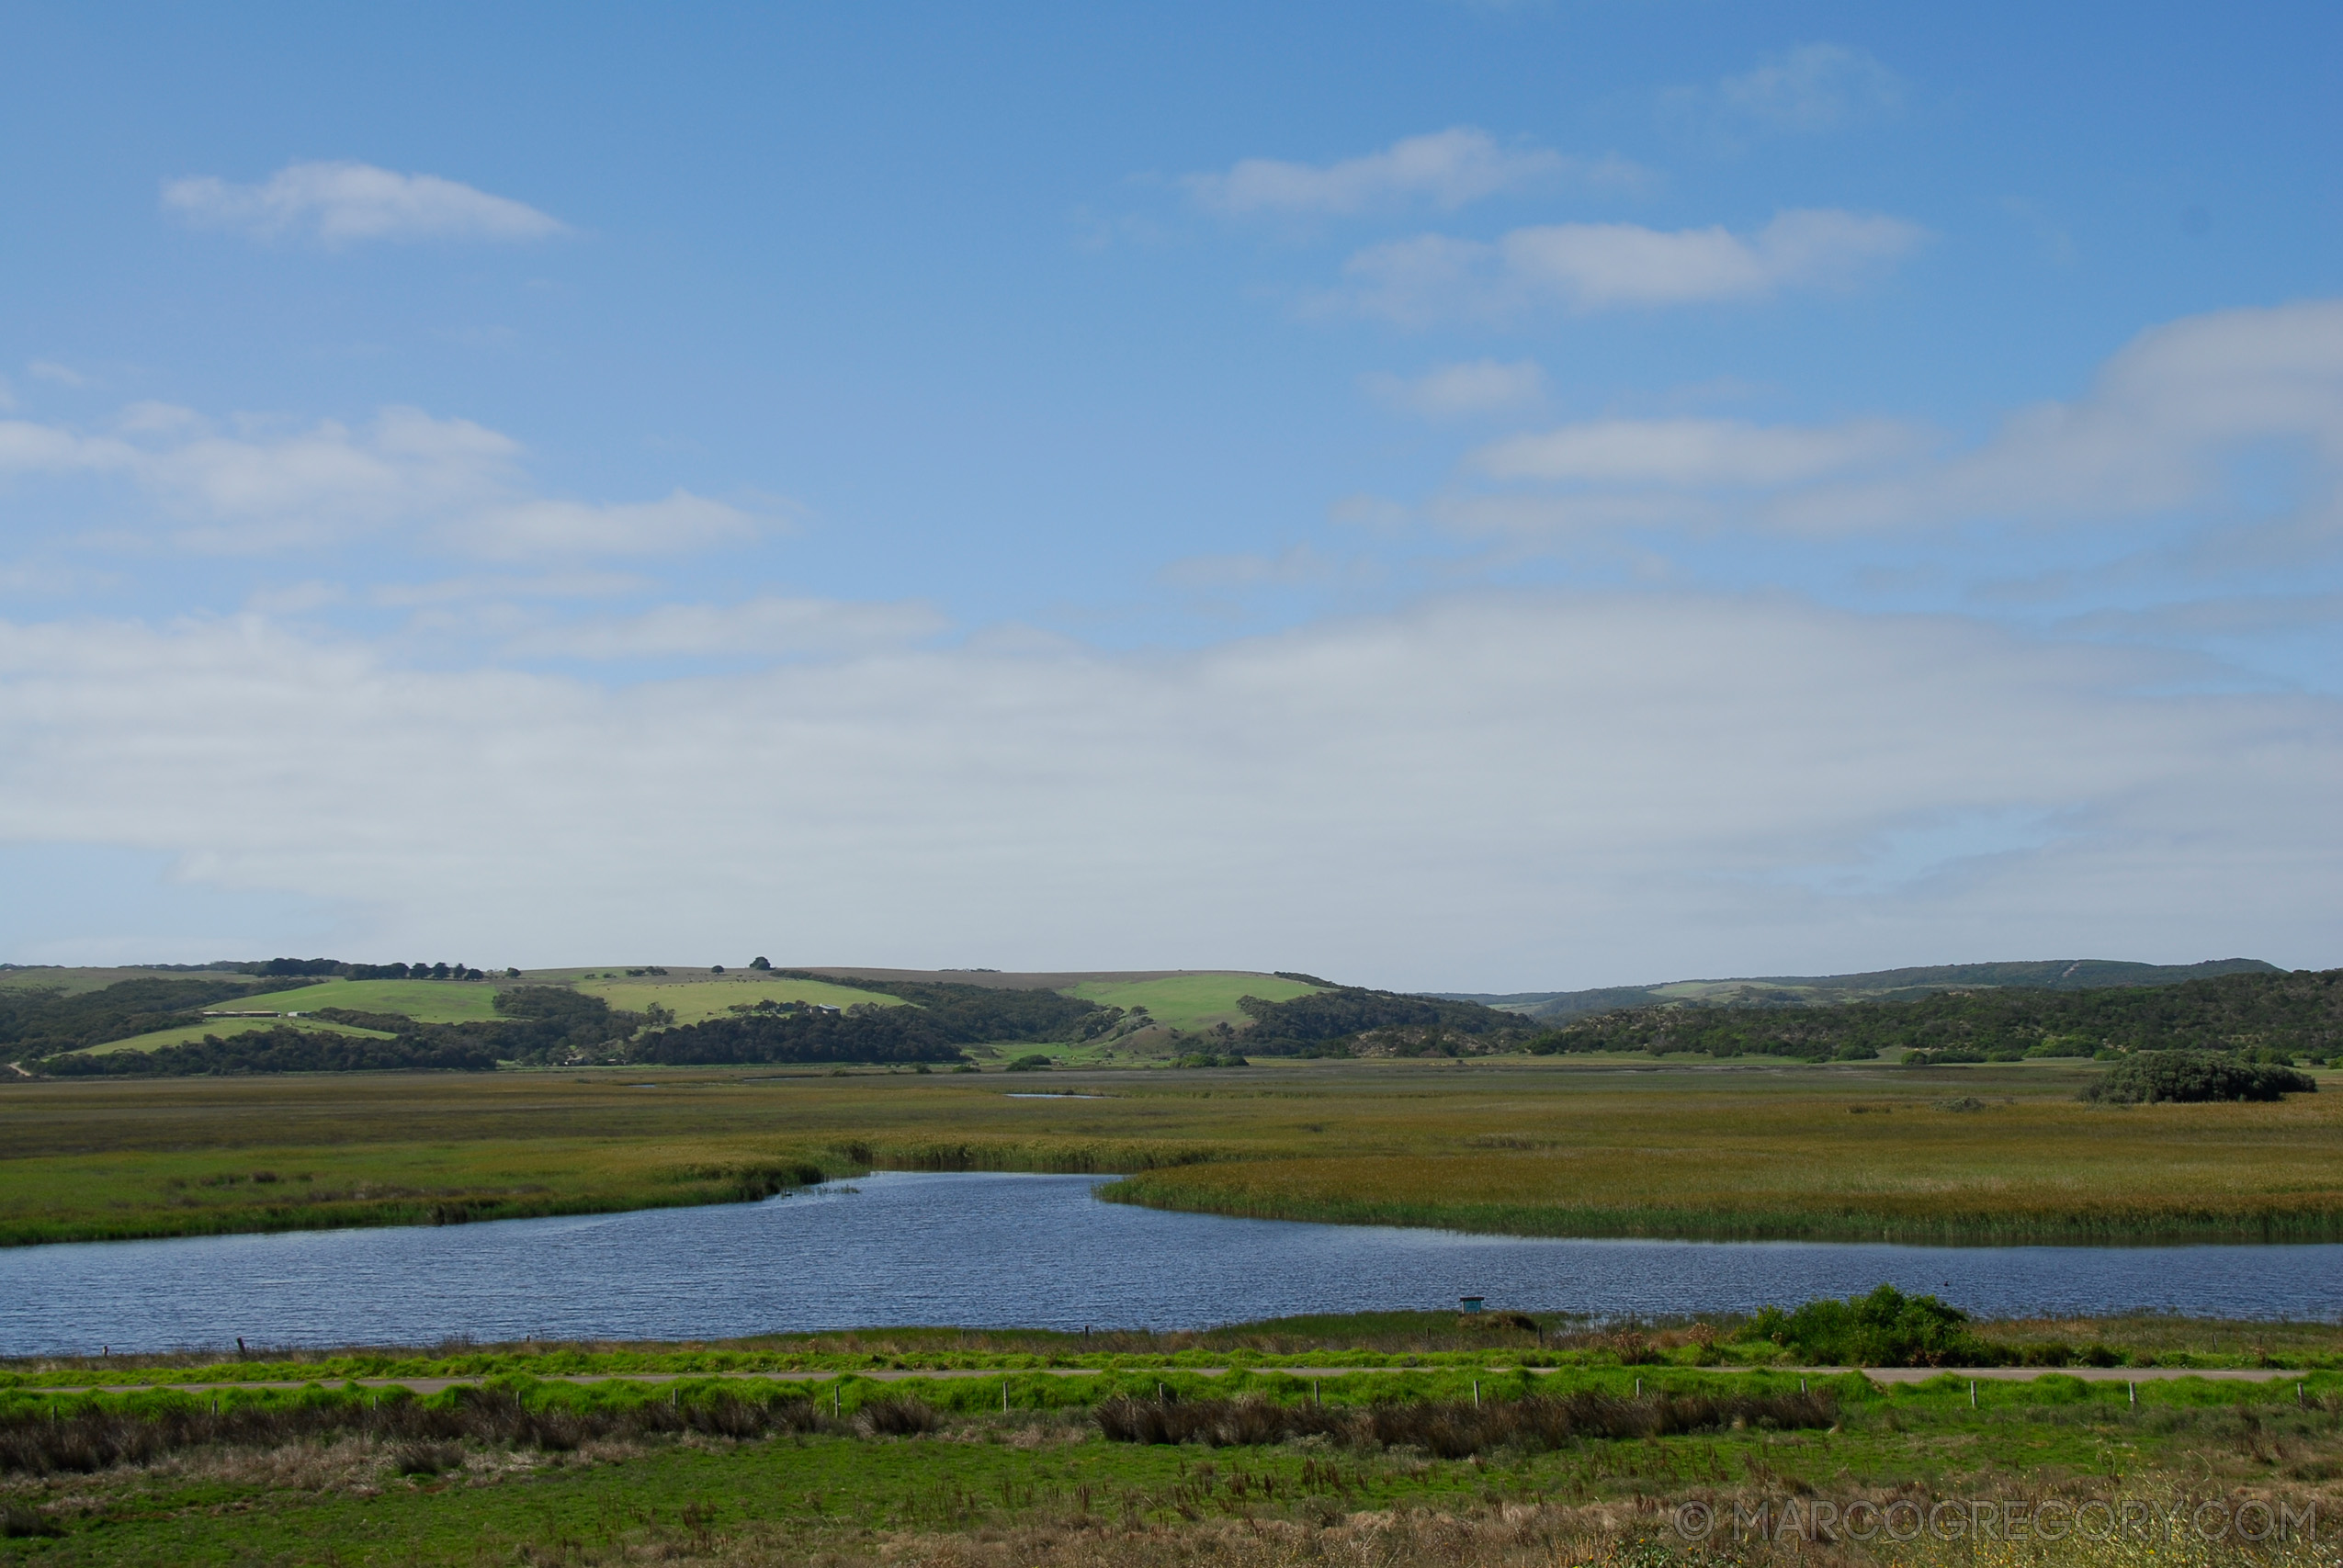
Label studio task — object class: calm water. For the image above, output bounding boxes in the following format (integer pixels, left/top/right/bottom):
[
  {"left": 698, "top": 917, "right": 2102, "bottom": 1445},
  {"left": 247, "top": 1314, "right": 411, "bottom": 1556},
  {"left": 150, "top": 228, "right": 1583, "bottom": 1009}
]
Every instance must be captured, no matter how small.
[{"left": 2, "top": 1171, "right": 2337, "bottom": 1357}]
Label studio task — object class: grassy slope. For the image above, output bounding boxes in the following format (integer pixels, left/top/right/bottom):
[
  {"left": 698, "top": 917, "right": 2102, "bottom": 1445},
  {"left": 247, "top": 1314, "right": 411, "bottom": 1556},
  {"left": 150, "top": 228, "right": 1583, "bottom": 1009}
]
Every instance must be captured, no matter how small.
[
  {"left": 1, "top": 1366, "right": 2338, "bottom": 1566},
  {"left": 221, "top": 978, "right": 506, "bottom": 1022},
  {"left": 82, "top": 1017, "right": 397, "bottom": 1055},
  {"left": 1063, "top": 975, "right": 1319, "bottom": 1032},
  {"left": 577, "top": 973, "right": 905, "bottom": 1022},
  {"left": 5, "top": 1057, "right": 2343, "bottom": 1247}
]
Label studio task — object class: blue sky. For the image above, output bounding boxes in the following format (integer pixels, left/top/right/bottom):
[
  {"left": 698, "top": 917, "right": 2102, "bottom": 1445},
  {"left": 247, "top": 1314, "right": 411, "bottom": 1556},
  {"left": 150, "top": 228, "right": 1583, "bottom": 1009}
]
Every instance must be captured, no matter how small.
[{"left": 1, "top": 1, "right": 2337, "bottom": 986}]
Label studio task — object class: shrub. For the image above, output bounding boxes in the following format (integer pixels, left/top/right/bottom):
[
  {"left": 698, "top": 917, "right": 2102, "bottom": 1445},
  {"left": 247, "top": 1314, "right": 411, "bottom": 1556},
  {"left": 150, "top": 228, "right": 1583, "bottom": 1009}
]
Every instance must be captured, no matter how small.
[
  {"left": 1004, "top": 1054, "right": 1054, "bottom": 1072},
  {"left": 2083, "top": 1050, "right": 2317, "bottom": 1104},
  {"left": 1747, "top": 1284, "right": 1987, "bottom": 1367}
]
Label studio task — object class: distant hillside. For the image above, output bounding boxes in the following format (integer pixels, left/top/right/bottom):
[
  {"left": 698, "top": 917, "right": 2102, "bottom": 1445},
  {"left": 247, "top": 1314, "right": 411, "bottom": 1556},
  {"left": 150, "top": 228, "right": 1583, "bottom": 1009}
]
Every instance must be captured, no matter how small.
[
  {"left": 1530, "top": 966, "right": 2342, "bottom": 1064},
  {"left": 1441, "top": 958, "right": 2281, "bottom": 1022}
]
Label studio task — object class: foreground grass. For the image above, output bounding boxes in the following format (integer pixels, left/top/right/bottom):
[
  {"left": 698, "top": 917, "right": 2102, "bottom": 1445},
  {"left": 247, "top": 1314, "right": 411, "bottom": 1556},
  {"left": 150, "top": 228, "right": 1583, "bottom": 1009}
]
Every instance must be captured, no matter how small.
[
  {"left": 5, "top": 1365, "right": 2342, "bottom": 1566},
  {"left": 6, "top": 1058, "right": 2343, "bottom": 1247}
]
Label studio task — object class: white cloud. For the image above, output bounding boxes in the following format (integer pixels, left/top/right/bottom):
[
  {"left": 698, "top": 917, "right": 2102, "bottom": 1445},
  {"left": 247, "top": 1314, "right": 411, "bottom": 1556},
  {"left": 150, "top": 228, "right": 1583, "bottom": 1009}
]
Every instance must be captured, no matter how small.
[
  {"left": 504, "top": 595, "right": 946, "bottom": 660},
  {"left": 1470, "top": 416, "right": 1919, "bottom": 487},
  {"left": 0, "top": 401, "right": 773, "bottom": 558},
  {"left": 162, "top": 161, "right": 568, "bottom": 246},
  {"left": 1364, "top": 360, "right": 1545, "bottom": 419},
  {"left": 1715, "top": 43, "right": 1904, "bottom": 132},
  {"left": 1185, "top": 128, "right": 1644, "bottom": 216},
  {"left": 1338, "top": 209, "right": 1924, "bottom": 322},
  {"left": 0, "top": 592, "right": 2335, "bottom": 985}
]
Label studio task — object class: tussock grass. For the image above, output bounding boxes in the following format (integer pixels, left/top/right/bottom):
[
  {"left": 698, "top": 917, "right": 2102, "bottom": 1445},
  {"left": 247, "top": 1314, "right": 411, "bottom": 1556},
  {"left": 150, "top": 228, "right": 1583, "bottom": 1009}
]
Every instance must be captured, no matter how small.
[{"left": 1096, "top": 1389, "right": 1838, "bottom": 1454}]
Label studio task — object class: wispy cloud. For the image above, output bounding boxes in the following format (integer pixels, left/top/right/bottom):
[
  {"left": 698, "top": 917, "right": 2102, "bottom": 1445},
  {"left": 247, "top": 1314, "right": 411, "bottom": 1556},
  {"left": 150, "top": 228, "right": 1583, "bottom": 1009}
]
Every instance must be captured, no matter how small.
[
  {"left": 1470, "top": 416, "right": 1920, "bottom": 487},
  {"left": 1444, "top": 299, "right": 2343, "bottom": 547},
  {"left": 1666, "top": 44, "right": 1905, "bottom": 140},
  {"left": 1337, "top": 209, "right": 1925, "bottom": 322},
  {"left": 461, "top": 492, "right": 763, "bottom": 560},
  {"left": 1364, "top": 360, "right": 1546, "bottom": 420},
  {"left": 162, "top": 161, "right": 569, "bottom": 245},
  {"left": 1185, "top": 128, "right": 1645, "bottom": 216},
  {"left": 502, "top": 595, "right": 947, "bottom": 660},
  {"left": 0, "top": 402, "right": 769, "bottom": 558},
  {"left": 27, "top": 360, "right": 96, "bottom": 389},
  {"left": 1715, "top": 44, "right": 1903, "bottom": 131}
]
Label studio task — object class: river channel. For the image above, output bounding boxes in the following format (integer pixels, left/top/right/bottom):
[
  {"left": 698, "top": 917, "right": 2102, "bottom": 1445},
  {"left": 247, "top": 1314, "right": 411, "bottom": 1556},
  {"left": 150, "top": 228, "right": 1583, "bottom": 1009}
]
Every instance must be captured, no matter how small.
[{"left": 3, "top": 1171, "right": 2337, "bottom": 1356}]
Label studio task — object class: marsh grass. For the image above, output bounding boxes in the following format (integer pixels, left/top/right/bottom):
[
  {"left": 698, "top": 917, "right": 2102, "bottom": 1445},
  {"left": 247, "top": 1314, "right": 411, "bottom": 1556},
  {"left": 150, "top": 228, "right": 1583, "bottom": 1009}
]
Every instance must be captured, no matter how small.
[{"left": 6, "top": 1058, "right": 2343, "bottom": 1247}]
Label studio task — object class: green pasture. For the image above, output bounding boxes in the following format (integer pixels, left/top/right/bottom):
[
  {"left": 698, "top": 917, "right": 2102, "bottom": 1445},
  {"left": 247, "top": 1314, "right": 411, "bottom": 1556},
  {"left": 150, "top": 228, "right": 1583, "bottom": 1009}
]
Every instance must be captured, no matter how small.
[
  {"left": 221, "top": 977, "right": 506, "bottom": 1022},
  {"left": 1063, "top": 973, "right": 1319, "bottom": 1032},
  {"left": 577, "top": 972, "right": 906, "bottom": 1022},
  {"left": 81, "top": 1016, "right": 397, "bottom": 1055}
]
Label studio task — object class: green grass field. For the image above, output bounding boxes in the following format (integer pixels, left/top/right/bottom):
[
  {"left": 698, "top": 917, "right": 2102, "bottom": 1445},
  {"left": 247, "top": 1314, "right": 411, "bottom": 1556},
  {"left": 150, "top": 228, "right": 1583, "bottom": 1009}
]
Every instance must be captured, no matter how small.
[
  {"left": 82, "top": 1016, "right": 397, "bottom": 1055},
  {"left": 6, "top": 1056, "right": 2343, "bottom": 1247},
  {"left": 1063, "top": 974, "right": 1319, "bottom": 1032},
  {"left": 2, "top": 1355, "right": 2337, "bottom": 1566},
  {"left": 221, "top": 977, "right": 508, "bottom": 1022}
]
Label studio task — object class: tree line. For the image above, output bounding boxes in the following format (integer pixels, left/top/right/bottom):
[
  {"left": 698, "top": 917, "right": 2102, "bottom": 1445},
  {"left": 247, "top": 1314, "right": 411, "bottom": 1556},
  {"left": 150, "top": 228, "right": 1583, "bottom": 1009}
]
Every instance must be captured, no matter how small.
[
  {"left": 1234, "top": 987, "right": 1537, "bottom": 1056},
  {"left": 629, "top": 976, "right": 1118, "bottom": 1066},
  {"left": 0, "top": 976, "right": 276, "bottom": 1059}
]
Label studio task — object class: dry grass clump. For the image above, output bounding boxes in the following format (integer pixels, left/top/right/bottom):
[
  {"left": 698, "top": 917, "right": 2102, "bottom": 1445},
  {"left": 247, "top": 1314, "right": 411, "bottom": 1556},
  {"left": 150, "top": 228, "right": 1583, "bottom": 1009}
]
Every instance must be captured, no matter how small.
[
  {"left": 0, "top": 1387, "right": 829, "bottom": 1476},
  {"left": 1095, "top": 1390, "right": 1836, "bottom": 1458}
]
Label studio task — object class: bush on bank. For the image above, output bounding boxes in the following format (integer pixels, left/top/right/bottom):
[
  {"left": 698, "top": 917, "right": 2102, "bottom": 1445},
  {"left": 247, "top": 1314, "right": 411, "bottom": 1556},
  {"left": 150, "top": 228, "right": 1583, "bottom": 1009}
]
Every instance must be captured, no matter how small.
[{"left": 2082, "top": 1050, "right": 2318, "bottom": 1104}]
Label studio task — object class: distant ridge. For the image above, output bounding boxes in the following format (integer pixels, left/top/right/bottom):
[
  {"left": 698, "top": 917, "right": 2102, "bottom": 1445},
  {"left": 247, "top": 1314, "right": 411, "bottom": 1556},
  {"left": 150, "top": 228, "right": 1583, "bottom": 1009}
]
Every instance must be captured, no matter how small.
[{"left": 1436, "top": 958, "right": 2283, "bottom": 1022}]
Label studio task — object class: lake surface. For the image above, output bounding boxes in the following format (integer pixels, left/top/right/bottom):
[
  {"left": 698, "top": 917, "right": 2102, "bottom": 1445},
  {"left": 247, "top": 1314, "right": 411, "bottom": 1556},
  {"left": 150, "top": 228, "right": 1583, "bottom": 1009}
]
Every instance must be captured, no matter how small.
[{"left": 4, "top": 1171, "right": 2337, "bottom": 1356}]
